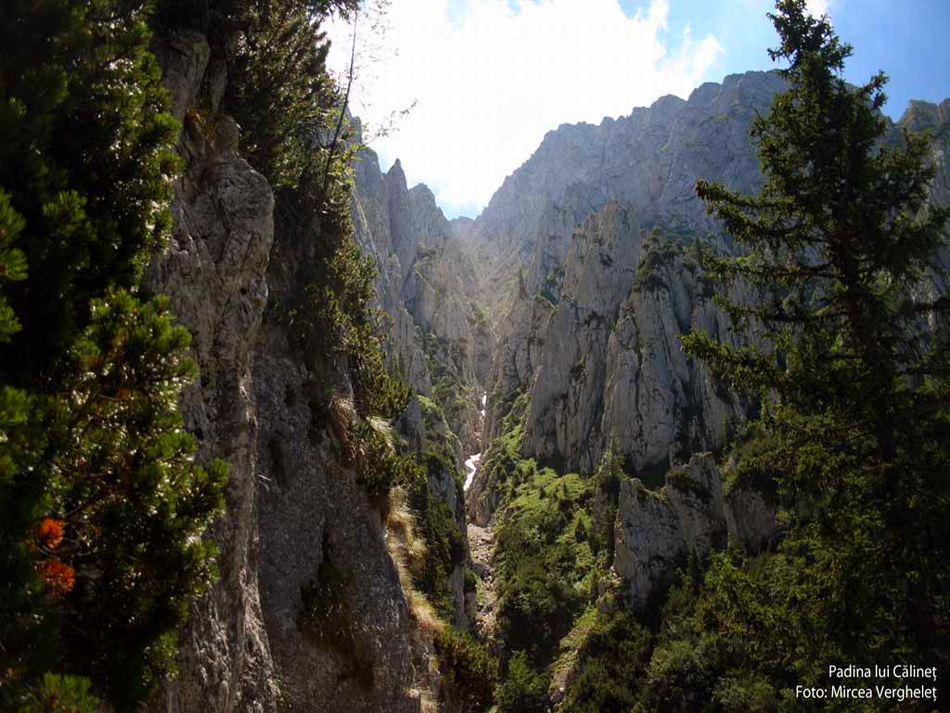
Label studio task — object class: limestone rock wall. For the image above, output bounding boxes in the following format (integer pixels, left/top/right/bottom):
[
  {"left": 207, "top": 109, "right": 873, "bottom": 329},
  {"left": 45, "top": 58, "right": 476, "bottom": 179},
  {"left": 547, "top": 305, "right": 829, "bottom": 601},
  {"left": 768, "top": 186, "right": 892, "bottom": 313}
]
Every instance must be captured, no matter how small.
[
  {"left": 351, "top": 146, "right": 492, "bottom": 457},
  {"left": 146, "top": 28, "right": 465, "bottom": 713},
  {"left": 519, "top": 206, "right": 752, "bottom": 479},
  {"left": 465, "top": 71, "right": 786, "bottom": 492},
  {"left": 461, "top": 71, "right": 786, "bottom": 317},
  {"left": 522, "top": 201, "right": 643, "bottom": 472},
  {"left": 144, "top": 30, "right": 280, "bottom": 713},
  {"left": 612, "top": 454, "right": 779, "bottom": 609}
]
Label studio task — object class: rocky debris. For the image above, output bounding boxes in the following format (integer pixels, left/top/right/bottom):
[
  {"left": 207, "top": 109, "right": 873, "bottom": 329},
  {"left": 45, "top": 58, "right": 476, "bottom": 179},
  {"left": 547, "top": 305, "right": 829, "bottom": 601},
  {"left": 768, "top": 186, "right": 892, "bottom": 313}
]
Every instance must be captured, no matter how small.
[
  {"left": 612, "top": 453, "right": 778, "bottom": 609},
  {"left": 466, "top": 524, "right": 498, "bottom": 644},
  {"left": 144, "top": 30, "right": 279, "bottom": 713}
]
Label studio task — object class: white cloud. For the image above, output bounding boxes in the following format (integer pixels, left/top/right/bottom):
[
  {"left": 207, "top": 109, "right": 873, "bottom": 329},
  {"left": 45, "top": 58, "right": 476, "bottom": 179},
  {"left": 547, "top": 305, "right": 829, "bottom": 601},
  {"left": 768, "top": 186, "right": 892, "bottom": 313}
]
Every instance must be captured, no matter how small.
[
  {"left": 327, "top": 0, "right": 723, "bottom": 217},
  {"left": 806, "top": 0, "right": 832, "bottom": 18}
]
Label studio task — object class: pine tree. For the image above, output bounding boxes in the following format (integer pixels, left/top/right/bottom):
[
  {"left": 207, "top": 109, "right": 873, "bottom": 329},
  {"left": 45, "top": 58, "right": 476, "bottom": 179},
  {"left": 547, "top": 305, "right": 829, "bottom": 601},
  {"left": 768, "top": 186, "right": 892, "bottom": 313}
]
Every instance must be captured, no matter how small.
[
  {"left": 0, "top": 0, "right": 180, "bottom": 373},
  {"left": 680, "top": 0, "right": 950, "bottom": 697},
  {"left": 0, "top": 2, "right": 226, "bottom": 707}
]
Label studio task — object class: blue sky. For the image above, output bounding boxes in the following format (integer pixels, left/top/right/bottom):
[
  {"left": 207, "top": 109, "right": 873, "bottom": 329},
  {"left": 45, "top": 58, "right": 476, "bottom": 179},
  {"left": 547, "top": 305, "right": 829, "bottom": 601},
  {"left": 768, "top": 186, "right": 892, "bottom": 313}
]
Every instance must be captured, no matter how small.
[
  {"left": 330, "top": 0, "right": 950, "bottom": 219},
  {"left": 654, "top": 0, "right": 950, "bottom": 118}
]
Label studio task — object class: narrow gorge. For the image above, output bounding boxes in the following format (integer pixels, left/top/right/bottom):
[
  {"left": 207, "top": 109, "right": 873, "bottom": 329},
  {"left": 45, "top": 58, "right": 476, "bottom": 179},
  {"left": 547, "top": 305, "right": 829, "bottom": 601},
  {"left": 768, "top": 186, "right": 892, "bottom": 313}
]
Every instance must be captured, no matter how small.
[
  {"left": 2, "top": 2, "right": 948, "bottom": 712},
  {"left": 150, "top": 44, "right": 948, "bottom": 708}
]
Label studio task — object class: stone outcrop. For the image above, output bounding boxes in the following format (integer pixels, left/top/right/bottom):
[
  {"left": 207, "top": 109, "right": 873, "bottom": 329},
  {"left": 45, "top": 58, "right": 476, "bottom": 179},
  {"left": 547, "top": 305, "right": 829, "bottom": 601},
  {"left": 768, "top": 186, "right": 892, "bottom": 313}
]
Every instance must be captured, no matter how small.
[
  {"left": 518, "top": 211, "right": 752, "bottom": 481},
  {"left": 144, "top": 22, "right": 950, "bottom": 709},
  {"left": 522, "top": 201, "right": 643, "bottom": 472},
  {"left": 460, "top": 71, "right": 787, "bottom": 316},
  {"left": 144, "top": 29, "right": 280, "bottom": 713},
  {"left": 612, "top": 453, "right": 778, "bottom": 609}
]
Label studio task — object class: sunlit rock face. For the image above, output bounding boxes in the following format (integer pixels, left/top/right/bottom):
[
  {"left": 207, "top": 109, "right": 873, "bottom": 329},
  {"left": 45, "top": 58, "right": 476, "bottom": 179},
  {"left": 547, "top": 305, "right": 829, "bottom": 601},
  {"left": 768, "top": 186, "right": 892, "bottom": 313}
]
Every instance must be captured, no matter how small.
[
  {"left": 145, "top": 29, "right": 281, "bottom": 713},
  {"left": 458, "top": 72, "right": 784, "bottom": 497},
  {"left": 146, "top": 21, "right": 950, "bottom": 708},
  {"left": 351, "top": 138, "right": 492, "bottom": 458},
  {"left": 462, "top": 71, "right": 787, "bottom": 312},
  {"left": 147, "top": 30, "right": 447, "bottom": 713},
  {"left": 465, "top": 73, "right": 950, "bottom": 498},
  {"left": 613, "top": 453, "right": 779, "bottom": 609}
]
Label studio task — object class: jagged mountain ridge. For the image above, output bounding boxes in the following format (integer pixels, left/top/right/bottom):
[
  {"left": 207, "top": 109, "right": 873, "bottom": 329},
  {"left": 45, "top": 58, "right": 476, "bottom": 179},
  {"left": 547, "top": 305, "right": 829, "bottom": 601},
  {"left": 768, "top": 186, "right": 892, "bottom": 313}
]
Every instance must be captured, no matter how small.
[
  {"left": 465, "top": 71, "right": 785, "bottom": 522},
  {"left": 464, "top": 70, "right": 787, "bottom": 312},
  {"left": 351, "top": 132, "right": 493, "bottom": 457},
  {"left": 142, "top": 23, "right": 949, "bottom": 710},
  {"left": 463, "top": 71, "right": 950, "bottom": 525}
]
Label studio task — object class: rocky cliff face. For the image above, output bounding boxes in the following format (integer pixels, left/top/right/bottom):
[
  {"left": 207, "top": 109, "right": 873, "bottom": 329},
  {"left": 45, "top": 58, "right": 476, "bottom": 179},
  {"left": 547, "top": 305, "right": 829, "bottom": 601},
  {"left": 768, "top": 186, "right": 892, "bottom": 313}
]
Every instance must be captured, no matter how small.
[
  {"left": 251, "top": 232, "right": 421, "bottom": 713},
  {"left": 463, "top": 71, "right": 786, "bottom": 312},
  {"left": 351, "top": 146, "right": 492, "bottom": 457},
  {"left": 145, "top": 24, "right": 950, "bottom": 709},
  {"left": 146, "top": 29, "right": 478, "bottom": 713},
  {"left": 613, "top": 453, "right": 778, "bottom": 609},
  {"left": 522, "top": 212, "right": 753, "bottom": 477},
  {"left": 464, "top": 72, "right": 785, "bottom": 525},
  {"left": 465, "top": 74, "right": 950, "bottom": 589},
  {"left": 521, "top": 200, "right": 642, "bottom": 472},
  {"left": 901, "top": 99, "right": 950, "bottom": 315},
  {"left": 144, "top": 30, "right": 281, "bottom": 713}
]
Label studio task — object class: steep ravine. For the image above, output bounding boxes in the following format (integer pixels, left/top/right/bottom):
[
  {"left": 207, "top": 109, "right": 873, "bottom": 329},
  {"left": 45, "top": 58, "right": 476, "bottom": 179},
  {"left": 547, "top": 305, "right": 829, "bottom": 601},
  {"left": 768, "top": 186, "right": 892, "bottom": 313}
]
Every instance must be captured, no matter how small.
[
  {"left": 148, "top": 22, "right": 950, "bottom": 712},
  {"left": 459, "top": 74, "right": 950, "bottom": 711}
]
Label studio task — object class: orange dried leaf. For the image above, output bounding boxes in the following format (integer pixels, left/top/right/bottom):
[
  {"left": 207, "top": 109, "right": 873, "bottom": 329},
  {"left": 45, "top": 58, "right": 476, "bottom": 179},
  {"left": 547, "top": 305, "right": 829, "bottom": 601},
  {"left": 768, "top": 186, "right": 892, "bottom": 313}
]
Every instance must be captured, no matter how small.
[
  {"left": 38, "top": 558, "right": 75, "bottom": 596},
  {"left": 35, "top": 517, "right": 65, "bottom": 549}
]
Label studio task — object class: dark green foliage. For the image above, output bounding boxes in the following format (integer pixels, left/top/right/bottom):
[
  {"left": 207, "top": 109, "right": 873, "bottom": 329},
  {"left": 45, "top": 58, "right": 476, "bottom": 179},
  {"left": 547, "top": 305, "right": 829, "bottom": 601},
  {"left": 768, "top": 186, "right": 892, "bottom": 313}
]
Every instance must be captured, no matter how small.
[
  {"left": 494, "top": 469, "right": 608, "bottom": 668},
  {"left": 559, "top": 612, "right": 653, "bottom": 713},
  {"left": 417, "top": 328, "right": 480, "bottom": 440},
  {"left": 590, "top": 445, "right": 628, "bottom": 559},
  {"left": 483, "top": 429, "right": 630, "bottom": 705},
  {"left": 670, "top": 0, "right": 950, "bottom": 705},
  {"left": 355, "top": 423, "right": 404, "bottom": 501},
  {"left": 434, "top": 626, "right": 497, "bottom": 710},
  {"left": 494, "top": 651, "right": 549, "bottom": 713},
  {"left": 1, "top": 290, "right": 227, "bottom": 708},
  {"left": 0, "top": 191, "right": 28, "bottom": 343},
  {"left": 0, "top": 2, "right": 227, "bottom": 707},
  {"left": 402, "top": 453, "right": 467, "bottom": 618},
  {"left": 634, "top": 229, "right": 693, "bottom": 291},
  {"left": 20, "top": 673, "right": 100, "bottom": 713},
  {"left": 0, "top": 0, "right": 179, "bottom": 373},
  {"left": 153, "top": 0, "right": 359, "bottom": 191},
  {"left": 296, "top": 230, "right": 409, "bottom": 422},
  {"left": 539, "top": 262, "right": 564, "bottom": 305},
  {"left": 52, "top": 291, "right": 227, "bottom": 706}
]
